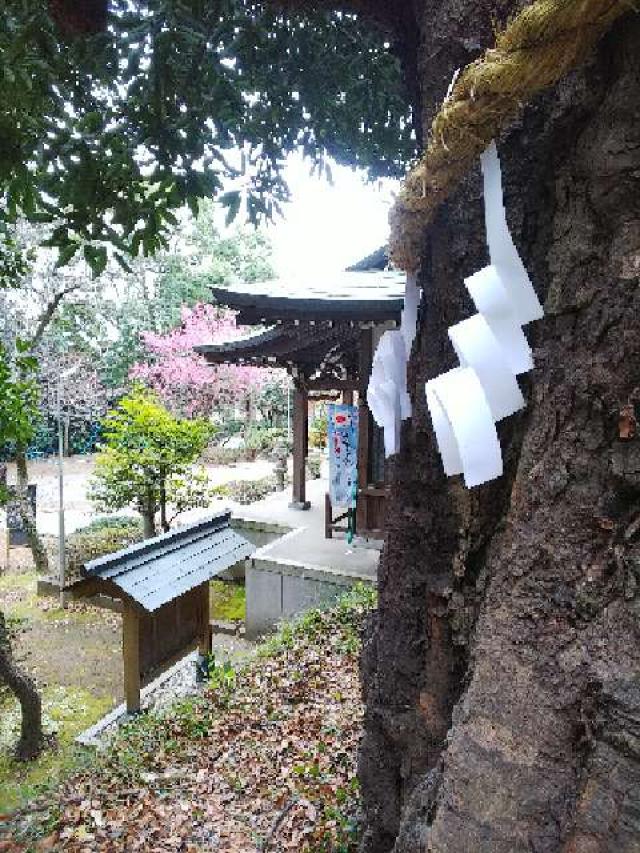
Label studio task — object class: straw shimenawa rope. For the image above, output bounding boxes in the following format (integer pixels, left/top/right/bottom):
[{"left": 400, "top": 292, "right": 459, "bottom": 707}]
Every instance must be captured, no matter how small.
[{"left": 389, "top": 0, "right": 633, "bottom": 272}]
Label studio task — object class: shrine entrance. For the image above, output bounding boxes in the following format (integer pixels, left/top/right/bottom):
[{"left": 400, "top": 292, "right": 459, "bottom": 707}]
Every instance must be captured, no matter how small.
[{"left": 197, "top": 262, "right": 404, "bottom": 540}]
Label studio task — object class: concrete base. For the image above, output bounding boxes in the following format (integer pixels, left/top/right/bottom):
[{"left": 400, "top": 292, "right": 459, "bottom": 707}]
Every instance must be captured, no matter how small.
[
  {"left": 288, "top": 500, "right": 311, "bottom": 510},
  {"left": 230, "top": 517, "right": 291, "bottom": 548},
  {"left": 244, "top": 518, "right": 377, "bottom": 639},
  {"left": 228, "top": 478, "right": 378, "bottom": 639},
  {"left": 245, "top": 557, "right": 374, "bottom": 639}
]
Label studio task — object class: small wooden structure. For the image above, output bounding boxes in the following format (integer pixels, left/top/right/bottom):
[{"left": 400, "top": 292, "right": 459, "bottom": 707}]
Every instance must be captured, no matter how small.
[
  {"left": 77, "top": 514, "right": 253, "bottom": 713},
  {"left": 196, "top": 262, "right": 404, "bottom": 539}
]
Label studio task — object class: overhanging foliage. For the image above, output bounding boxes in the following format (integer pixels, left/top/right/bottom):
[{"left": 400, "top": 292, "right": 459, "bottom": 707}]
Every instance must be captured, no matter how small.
[{"left": 1, "top": 1, "right": 415, "bottom": 275}]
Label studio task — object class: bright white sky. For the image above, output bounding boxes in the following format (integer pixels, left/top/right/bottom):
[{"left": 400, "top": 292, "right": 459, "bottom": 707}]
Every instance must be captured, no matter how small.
[{"left": 265, "top": 153, "right": 398, "bottom": 279}]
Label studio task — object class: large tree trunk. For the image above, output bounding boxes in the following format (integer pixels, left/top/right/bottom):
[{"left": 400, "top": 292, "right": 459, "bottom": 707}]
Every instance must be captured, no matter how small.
[
  {"left": 15, "top": 446, "right": 49, "bottom": 575},
  {"left": 359, "top": 5, "right": 640, "bottom": 852},
  {"left": 0, "top": 611, "right": 45, "bottom": 760}
]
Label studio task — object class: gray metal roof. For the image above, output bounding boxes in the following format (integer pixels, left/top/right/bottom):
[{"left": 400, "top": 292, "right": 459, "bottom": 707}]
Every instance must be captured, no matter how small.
[
  {"left": 210, "top": 269, "right": 405, "bottom": 324},
  {"left": 195, "top": 323, "right": 358, "bottom": 375},
  {"left": 215, "top": 269, "right": 404, "bottom": 301},
  {"left": 83, "top": 513, "right": 253, "bottom": 612}
]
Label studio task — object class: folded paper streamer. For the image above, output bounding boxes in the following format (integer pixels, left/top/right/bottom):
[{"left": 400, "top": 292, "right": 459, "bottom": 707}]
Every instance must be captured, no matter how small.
[
  {"left": 425, "top": 141, "right": 543, "bottom": 487},
  {"left": 367, "top": 274, "right": 420, "bottom": 457}
]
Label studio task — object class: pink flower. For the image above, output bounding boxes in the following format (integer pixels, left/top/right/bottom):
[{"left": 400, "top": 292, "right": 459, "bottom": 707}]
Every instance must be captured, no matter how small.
[{"left": 130, "top": 304, "right": 287, "bottom": 416}]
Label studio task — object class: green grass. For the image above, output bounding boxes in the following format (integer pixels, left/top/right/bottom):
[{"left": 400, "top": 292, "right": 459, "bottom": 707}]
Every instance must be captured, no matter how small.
[
  {"left": 0, "top": 572, "right": 41, "bottom": 621},
  {"left": 209, "top": 580, "right": 245, "bottom": 621},
  {"left": 0, "top": 685, "right": 111, "bottom": 814},
  {"left": 0, "top": 573, "right": 33, "bottom": 593},
  {"left": 1, "top": 570, "right": 117, "bottom": 815}
]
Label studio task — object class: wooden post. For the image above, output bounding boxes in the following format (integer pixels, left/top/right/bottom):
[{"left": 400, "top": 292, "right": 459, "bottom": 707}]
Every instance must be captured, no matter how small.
[
  {"left": 122, "top": 603, "right": 141, "bottom": 714},
  {"left": 196, "top": 581, "right": 211, "bottom": 682},
  {"left": 343, "top": 389, "right": 354, "bottom": 406},
  {"left": 357, "top": 328, "right": 374, "bottom": 535},
  {"left": 325, "top": 491, "right": 333, "bottom": 539},
  {"left": 290, "top": 386, "right": 310, "bottom": 509},
  {"left": 199, "top": 581, "right": 210, "bottom": 659}
]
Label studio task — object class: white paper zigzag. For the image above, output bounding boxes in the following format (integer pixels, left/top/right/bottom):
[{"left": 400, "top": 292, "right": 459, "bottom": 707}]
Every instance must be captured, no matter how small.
[
  {"left": 425, "top": 141, "right": 543, "bottom": 487},
  {"left": 367, "top": 142, "right": 543, "bottom": 488}
]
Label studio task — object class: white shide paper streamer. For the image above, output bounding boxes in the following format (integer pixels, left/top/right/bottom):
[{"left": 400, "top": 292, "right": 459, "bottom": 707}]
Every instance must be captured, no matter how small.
[
  {"left": 367, "top": 274, "right": 420, "bottom": 457},
  {"left": 425, "top": 140, "right": 543, "bottom": 488}
]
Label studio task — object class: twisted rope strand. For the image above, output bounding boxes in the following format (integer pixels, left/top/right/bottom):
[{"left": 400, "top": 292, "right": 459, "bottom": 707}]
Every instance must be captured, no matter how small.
[{"left": 389, "top": 0, "right": 633, "bottom": 272}]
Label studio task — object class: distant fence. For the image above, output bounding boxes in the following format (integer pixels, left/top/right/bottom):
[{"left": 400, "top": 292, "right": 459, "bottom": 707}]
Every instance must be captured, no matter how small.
[{"left": 0, "top": 419, "right": 103, "bottom": 462}]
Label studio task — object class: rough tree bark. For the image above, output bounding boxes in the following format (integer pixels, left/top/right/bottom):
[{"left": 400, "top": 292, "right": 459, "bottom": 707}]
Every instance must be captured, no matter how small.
[
  {"left": 15, "top": 445, "right": 49, "bottom": 575},
  {"left": 0, "top": 611, "right": 45, "bottom": 760},
  {"left": 358, "top": 3, "right": 640, "bottom": 852}
]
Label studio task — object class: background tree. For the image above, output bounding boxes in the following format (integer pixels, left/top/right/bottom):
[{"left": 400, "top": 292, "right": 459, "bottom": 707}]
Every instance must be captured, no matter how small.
[
  {"left": 89, "top": 386, "right": 213, "bottom": 537},
  {"left": 0, "top": 345, "right": 45, "bottom": 761},
  {"left": 0, "top": 1, "right": 413, "bottom": 272},
  {"left": 130, "top": 303, "right": 282, "bottom": 417},
  {"left": 35, "top": 347, "right": 108, "bottom": 457},
  {"left": 0, "top": 222, "right": 110, "bottom": 572},
  {"left": 100, "top": 203, "right": 277, "bottom": 390}
]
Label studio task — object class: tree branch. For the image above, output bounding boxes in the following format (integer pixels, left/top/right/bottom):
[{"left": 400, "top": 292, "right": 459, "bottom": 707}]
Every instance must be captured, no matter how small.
[{"left": 29, "top": 284, "right": 80, "bottom": 348}]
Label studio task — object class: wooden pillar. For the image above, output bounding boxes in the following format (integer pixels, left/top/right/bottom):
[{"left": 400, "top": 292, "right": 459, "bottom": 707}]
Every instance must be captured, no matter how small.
[
  {"left": 290, "top": 385, "right": 310, "bottom": 509},
  {"left": 196, "top": 581, "right": 211, "bottom": 682},
  {"left": 357, "top": 328, "right": 374, "bottom": 534},
  {"left": 325, "top": 491, "right": 333, "bottom": 539},
  {"left": 122, "top": 603, "right": 141, "bottom": 714},
  {"left": 198, "top": 581, "right": 211, "bottom": 659},
  {"left": 342, "top": 389, "right": 354, "bottom": 406}
]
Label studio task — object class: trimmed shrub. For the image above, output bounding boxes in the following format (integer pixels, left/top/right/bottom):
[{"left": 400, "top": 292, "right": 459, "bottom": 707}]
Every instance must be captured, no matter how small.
[
  {"left": 306, "top": 451, "right": 323, "bottom": 479},
  {"left": 308, "top": 414, "right": 327, "bottom": 450},
  {"left": 65, "top": 516, "right": 143, "bottom": 579},
  {"left": 245, "top": 425, "right": 289, "bottom": 455},
  {"left": 201, "top": 444, "right": 254, "bottom": 466},
  {"left": 213, "top": 473, "right": 289, "bottom": 505}
]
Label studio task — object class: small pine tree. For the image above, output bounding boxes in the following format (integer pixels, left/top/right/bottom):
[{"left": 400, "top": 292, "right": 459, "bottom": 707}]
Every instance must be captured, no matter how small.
[{"left": 89, "top": 386, "right": 213, "bottom": 537}]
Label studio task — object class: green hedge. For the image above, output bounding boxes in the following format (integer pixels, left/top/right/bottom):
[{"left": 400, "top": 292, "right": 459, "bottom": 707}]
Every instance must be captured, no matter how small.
[
  {"left": 201, "top": 445, "right": 255, "bottom": 465},
  {"left": 213, "top": 473, "right": 288, "bottom": 505},
  {"left": 65, "top": 516, "right": 143, "bottom": 578}
]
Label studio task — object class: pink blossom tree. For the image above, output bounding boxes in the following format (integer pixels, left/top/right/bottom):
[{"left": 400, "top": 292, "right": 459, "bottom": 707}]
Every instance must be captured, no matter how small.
[{"left": 131, "top": 304, "right": 286, "bottom": 418}]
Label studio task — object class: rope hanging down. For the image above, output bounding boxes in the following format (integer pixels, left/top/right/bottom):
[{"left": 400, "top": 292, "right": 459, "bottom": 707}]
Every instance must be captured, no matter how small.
[{"left": 389, "top": 0, "right": 632, "bottom": 273}]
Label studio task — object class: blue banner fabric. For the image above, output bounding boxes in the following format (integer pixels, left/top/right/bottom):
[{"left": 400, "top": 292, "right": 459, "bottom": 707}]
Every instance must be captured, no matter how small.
[{"left": 328, "top": 404, "right": 359, "bottom": 507}]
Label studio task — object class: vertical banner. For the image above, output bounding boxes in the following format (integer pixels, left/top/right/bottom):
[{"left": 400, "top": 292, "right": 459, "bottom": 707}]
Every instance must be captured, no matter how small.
[{"left": 328, "top": 404, "right": 359, "bottom": 507}]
